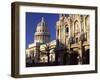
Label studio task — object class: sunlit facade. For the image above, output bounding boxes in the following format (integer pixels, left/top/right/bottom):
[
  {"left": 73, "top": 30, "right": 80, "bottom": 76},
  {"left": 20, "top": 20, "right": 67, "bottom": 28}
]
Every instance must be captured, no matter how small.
[{"left": 56, "top": 14, "right": 90, "bottom": 64}]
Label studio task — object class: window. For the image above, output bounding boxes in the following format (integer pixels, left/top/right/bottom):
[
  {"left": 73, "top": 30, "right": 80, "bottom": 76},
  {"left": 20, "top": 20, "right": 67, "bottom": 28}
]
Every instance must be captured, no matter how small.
[
  {"left": 43, "top": 58, "right": 46, "bottom": 62},
  {"left": 57, "top": 29, "right": 59, "bottom": 36},
  {"left": 74, "top": 20, "right": 79, "bottom": 34},
  {"left": 66, "top": 27, "right": 69, "bottom": 33},
  {"left": 76, "top": 37, "right": 78, "bottom": 43},
  {"left": 85, "top": 16, "right": 90, "bottom": 31},
  {"left": 70, "top": 37, "right": 75, "bottom": 44},
  {"left": 84, "top": 32, "right": 87, "bottom": 41},
  {"left": 51, "top": 55, "right": 53, "bottom": 62}
]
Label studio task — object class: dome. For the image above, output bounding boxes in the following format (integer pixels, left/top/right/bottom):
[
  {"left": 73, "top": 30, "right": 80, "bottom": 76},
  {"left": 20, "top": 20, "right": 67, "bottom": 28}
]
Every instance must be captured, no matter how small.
[
  {"left": 35, "top": 32, "right": 50, "bottom": 36},
  {"left": 37, "top": 17, "right": 47, "bottom": 27},
  {"left": 36, "top": 17, "right": 49, "bottom": 32},
  {"left": 34, "top": 17, "right": 50, "bottom": 44}
]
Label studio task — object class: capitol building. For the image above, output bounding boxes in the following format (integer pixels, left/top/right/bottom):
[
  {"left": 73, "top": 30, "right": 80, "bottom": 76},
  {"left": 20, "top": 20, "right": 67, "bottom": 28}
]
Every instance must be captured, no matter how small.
[{"left": 26, "top": 14, "right": 90, "bottom": 66}]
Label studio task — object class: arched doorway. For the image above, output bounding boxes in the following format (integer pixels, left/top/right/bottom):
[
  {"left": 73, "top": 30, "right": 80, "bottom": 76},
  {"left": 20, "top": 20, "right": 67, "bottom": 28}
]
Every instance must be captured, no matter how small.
[
  {"left": 69, "top": 51, "right": 79, "bottom": 65},
  {"left": 82, "top": 49, "right": 90, "bottom": 64},
  {"left": 63, "top": 51, "right": 70, "bottom": 65}
]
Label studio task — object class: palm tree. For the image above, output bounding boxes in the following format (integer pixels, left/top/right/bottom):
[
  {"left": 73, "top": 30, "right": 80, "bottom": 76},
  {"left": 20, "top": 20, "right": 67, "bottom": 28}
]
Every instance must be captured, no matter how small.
[{"left": 45, "top": 44, "right": 50, "bottom": 63}]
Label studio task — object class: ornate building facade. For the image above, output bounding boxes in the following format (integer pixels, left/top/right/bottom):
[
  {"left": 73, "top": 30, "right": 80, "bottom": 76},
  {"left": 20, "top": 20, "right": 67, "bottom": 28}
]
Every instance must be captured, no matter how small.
[
  {"left": 26, "top": 14, "right": 90, "bottom": 66},
  {"left": 56, "top": 14, "right": 90, "bottom": 64}
]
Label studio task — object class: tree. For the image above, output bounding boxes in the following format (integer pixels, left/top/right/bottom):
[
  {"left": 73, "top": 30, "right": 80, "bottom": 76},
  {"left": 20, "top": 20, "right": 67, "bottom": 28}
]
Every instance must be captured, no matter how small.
[{"left": 45, "top": 44, "right": 50, "bottom": 63}]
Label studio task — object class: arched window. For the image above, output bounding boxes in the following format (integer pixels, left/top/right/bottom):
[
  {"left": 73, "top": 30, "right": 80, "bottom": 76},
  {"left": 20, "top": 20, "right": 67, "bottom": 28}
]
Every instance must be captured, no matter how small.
[
  {"left": 51, "top": 55, "right": 53, "bottom": 62},
  {"left": 76, "top": 37, "right": 78, "bottom": 43},
  {"left": 66, "top": 27, "right": 69, "bottom": 33},
  {"left": 43, "top": 58, "right": 45, "bottom": 62},
  {"left": 74, "top": 20, "right": 80, "bottom": 43},
  {"left": 85, "top": 16, "right": 90, "bottom": 41},
  {"left": 74, "top": 20, "right": 79, "bottom": 34},
  {"left": 85, "top": 16, "right": 89, "bottom": 31},
  {"left": 57, "top": 29, "right": 59, "bottom": 36}
]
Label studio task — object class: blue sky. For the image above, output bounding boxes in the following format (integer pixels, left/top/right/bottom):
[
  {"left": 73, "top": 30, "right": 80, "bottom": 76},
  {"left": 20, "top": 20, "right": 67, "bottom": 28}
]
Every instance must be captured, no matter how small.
[{"left": 26, "top": 12, "right": 59, "bottom": 48}]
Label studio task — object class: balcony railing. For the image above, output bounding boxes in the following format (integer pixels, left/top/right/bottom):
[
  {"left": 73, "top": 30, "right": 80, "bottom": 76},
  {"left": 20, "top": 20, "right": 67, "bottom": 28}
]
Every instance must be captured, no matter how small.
[{"left": 68, "top": 32, "right": 87, "bottom": 45}]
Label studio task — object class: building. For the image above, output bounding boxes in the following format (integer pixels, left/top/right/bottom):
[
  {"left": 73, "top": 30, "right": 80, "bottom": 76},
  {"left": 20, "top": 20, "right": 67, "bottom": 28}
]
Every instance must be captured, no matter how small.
[
  {"left": 26, "top": 14, "right": 90, "bottom": 66},
  {"left": 26, "top": 17, "right": 56, "bottom": 64},
  {"left": 34, "top": 17, "right": 50, "bottom": 44},
  {"left": 56, "top": 14, "right": 90, "bottom": 64}
]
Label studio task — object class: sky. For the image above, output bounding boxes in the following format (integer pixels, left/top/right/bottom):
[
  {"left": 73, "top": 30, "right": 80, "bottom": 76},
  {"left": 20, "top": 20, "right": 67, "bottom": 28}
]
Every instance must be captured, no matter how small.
[{"left": 26, "top": 12, "right": 59, "bottom": 48}]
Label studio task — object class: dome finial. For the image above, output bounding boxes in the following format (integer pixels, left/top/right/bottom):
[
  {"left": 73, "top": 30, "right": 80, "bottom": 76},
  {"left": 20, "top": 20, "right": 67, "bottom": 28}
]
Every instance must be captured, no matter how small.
[{"left": 41, "top": 17, "right": 44, "bottom": 22}]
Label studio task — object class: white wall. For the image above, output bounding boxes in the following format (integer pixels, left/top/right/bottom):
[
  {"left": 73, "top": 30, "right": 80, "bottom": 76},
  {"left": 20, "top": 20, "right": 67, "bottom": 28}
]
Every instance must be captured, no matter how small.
[{"left": 0, "top": 0, "right": 100, "bottom": 80}]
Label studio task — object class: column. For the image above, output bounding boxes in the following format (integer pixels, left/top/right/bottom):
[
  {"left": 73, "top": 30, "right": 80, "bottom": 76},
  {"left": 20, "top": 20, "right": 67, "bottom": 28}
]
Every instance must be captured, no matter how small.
[
  {"left": 83, "top": 16, "right": 86, "bottom": 32},
  {"left": 78, "top": 47, "right": 83, "bottom": 64}
]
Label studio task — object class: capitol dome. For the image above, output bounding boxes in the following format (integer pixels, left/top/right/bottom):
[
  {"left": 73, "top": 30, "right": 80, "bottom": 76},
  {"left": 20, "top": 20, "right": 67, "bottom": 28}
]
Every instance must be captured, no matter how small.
[{"left": 34, "top": 17, "right": 50, "bottom": 44}]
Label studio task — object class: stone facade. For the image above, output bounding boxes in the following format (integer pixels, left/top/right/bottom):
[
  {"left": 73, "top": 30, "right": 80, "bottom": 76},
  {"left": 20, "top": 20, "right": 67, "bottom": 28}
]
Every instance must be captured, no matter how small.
[{"left": 56, "top": 14, "right": 90, "bottom": 64}]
